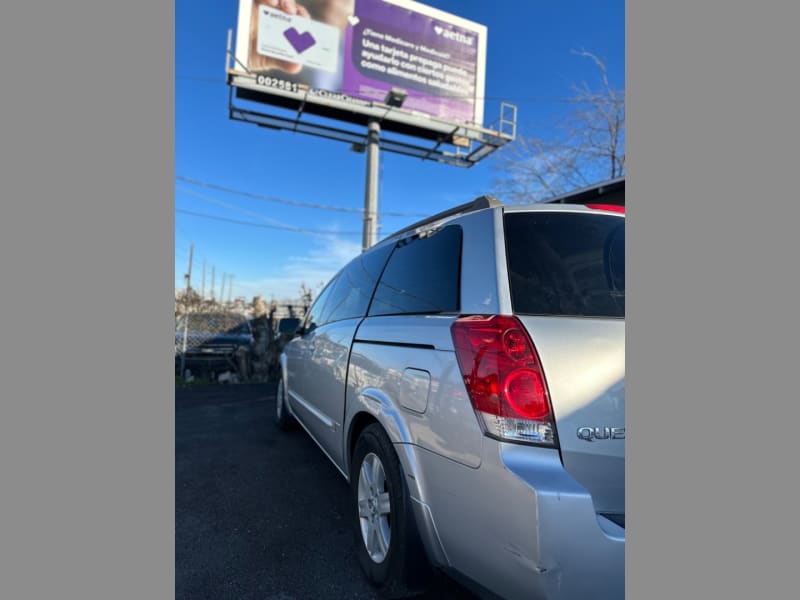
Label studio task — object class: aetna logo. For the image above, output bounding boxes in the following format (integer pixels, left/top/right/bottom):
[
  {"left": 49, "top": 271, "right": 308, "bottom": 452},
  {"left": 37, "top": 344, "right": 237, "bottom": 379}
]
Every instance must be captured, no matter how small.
[
  {"left": 267, "top": 10, "right": 291, "bottom": 23},
  {"left": 433, "top": 25, "right": 474, "bottom": 46}
]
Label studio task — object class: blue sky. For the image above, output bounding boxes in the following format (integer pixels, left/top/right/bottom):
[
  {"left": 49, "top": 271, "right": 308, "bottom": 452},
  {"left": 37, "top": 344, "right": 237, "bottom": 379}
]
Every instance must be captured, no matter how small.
[{"left": 175, "top": 0, "right": 624, "bottom": 302}]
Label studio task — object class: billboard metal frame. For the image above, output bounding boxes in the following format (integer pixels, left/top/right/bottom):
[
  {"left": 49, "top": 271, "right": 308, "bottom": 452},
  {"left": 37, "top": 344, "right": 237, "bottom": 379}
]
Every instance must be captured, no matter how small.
[
  {"left": 224, "top": 0, "right": 517, "bottom": 250},
  {"left": 226, "top": 73, "right": 516, "bottom": 168},
  {"left": 226, "top": 44, "right": 516, "bottom": 167}
]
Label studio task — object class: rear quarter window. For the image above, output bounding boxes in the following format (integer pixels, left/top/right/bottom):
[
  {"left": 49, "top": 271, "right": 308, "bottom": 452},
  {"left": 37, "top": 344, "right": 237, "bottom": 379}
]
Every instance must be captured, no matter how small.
[
  {"left": 369, "top": 225, "right": 462, "bottom": 316},
  {"left": 504, "top": 211, "right": 625, "bottom": 318}
]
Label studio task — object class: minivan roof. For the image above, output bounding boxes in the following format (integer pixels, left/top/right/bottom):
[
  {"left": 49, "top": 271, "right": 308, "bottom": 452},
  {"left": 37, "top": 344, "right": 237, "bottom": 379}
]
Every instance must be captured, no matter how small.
[{"left": 379, "top": 177, "right": 625, "bottom": 246}]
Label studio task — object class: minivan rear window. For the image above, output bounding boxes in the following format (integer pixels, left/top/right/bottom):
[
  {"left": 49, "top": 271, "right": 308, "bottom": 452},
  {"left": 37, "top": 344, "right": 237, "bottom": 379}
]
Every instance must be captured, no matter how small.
[{"left": 504, "top": 212, "right": 624, "bottom": 318}]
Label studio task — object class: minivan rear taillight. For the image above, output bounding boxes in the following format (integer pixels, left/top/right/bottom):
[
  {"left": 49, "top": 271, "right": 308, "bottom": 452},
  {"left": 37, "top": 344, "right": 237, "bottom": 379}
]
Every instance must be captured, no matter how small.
[{"left": 451, "top": 315, "right": 557, "bottom": 446}]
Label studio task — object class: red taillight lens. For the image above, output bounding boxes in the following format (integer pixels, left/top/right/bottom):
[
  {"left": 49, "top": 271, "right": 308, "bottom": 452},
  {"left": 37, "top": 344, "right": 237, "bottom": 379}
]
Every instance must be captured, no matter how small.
[
  {"left": 504, "top": 369, "right": 548, "bottom": 419},
  {"left": 451, "top": 315, "right": 557, "bottom": 446}
]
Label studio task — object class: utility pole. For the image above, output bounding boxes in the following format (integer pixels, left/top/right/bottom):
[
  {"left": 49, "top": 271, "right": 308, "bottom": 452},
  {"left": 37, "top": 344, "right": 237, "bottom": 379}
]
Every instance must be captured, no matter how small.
[
  {"left": 228, "top": 275, "right": 234, "bottom": 304},
  {"left": 185, "top": 243, "right": 194, "bottom": 293},
  {"left": 180, "top": 243, "right": 194, "bottom": 378},
  {"left": 220, "top": 273, "right": 227, "bottom": 307},
  {"left": 201, "top": 259, "right": 206, "bottom": 301},
  {"left": 362, "top": 118, "right": 380, "bottom": 251}
]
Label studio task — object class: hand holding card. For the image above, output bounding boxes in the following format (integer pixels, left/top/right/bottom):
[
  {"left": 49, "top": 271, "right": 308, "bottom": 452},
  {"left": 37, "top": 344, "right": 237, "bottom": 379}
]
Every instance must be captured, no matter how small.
[
  {"left": 248, "top": 0, "right": 311, "bottom": 74},
  {"left": 253, "top": 2, "right": 341, "bottom": 74}
]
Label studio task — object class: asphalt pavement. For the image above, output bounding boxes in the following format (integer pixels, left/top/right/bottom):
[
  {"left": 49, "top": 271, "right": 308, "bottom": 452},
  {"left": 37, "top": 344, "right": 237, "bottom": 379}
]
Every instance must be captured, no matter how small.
[{"left": 176, "top": 382, "right": 478, "bottom": 600}]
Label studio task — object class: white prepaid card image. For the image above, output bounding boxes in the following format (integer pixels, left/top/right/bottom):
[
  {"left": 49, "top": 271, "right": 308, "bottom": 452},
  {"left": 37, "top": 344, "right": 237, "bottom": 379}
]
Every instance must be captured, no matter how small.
[{"left": 256, "top": 6, "right": 340, "bottom": 73}]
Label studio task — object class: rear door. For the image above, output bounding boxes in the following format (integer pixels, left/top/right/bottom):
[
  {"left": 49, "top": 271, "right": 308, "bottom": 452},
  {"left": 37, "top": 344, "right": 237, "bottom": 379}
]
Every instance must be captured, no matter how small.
[{"left": 504, "top": 209, "right": 625, "bottom": 519}]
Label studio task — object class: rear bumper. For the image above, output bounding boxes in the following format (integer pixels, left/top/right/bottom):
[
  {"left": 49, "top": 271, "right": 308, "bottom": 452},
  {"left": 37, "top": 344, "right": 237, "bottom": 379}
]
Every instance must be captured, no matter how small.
[
  {"left": 406, "top": 441, "right": 624, "bottom": 600},
  {"left": 497, "top": 442, "right": 624, "bottom": 599}
]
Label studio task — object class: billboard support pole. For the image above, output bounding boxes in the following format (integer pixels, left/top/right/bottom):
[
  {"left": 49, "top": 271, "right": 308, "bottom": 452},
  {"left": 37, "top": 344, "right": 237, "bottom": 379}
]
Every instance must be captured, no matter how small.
[{"left": 362, "top": 118, "right": 380, "bottom": 251}]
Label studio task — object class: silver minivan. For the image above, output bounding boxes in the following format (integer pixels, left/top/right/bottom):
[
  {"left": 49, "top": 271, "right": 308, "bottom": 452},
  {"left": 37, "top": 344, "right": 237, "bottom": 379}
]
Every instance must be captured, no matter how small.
[{"left": 277, "top": 193, "right": 625, "bottom": 599}]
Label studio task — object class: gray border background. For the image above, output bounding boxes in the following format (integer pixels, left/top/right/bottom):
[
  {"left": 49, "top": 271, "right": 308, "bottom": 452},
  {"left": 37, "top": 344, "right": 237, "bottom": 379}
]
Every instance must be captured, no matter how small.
[
  {"left": 628, "top": 1, "right": 798, "bottom": 598},
  {"left": 0, "top": 1, "right": 174, "bottom": 598},
  {"left": 1, "top": 0, "right": 797, "bottom": 598}
]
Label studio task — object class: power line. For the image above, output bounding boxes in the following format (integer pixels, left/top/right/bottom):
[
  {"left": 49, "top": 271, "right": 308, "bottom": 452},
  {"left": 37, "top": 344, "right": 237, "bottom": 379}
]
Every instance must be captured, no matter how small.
[
  {"left": 176, "top": 175, "right": 427, "bottom": 218},
  {"left": 176, "top": 185, "right": 305, "bottom": 228},
  {"left": 176, "top": 185, "right": 379, "bottom": 237},
  {"left": 175, "top": 208, "right": 362, "bottom": 236}
]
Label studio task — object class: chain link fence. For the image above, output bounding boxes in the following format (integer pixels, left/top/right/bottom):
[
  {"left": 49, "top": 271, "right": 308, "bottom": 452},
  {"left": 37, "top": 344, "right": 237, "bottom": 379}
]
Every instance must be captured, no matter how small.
[{"left": 175, "top": 292, "right": 308, "bottom": 384}]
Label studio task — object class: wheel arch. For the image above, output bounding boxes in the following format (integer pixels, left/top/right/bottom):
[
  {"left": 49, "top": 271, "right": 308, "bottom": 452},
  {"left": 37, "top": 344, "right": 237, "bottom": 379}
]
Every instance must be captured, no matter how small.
[
  {"left": 345, "top": 402, "right": 451, "bottom": 570},
  {"left": 347, "top": 411, "right": 381, "bottom": 478}
]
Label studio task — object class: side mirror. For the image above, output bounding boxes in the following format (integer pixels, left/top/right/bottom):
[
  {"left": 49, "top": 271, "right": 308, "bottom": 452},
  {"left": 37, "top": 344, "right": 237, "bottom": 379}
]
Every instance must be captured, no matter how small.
[{"left": 278, "top": 317, "right": 302, "bottom": 335}]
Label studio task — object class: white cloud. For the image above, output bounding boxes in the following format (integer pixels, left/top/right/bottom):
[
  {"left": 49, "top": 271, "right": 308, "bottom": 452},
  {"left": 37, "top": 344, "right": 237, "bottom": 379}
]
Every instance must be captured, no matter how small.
[{"left": 235, "top": 235, "right": 362, "bottom": 303}]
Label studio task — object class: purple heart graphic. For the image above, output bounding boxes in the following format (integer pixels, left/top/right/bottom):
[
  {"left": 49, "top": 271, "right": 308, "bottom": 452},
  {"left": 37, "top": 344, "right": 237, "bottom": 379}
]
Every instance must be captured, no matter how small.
[{"left": 284, "top": 27, "right": 316, "bottom": 54}]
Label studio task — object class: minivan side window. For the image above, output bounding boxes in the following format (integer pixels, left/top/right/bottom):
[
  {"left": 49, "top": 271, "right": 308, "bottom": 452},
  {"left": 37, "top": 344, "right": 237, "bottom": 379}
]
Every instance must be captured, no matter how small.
[
  {"left": 368, "top": 225, "right": 462, "bottom": 316},
  {"left": 322, "top": 243, "right": 394, "bottom": 324}
]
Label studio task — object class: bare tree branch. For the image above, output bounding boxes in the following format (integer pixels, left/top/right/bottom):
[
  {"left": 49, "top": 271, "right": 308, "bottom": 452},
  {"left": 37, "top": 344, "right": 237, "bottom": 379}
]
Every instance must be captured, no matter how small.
[{"left": 493, "top": 51, "right": 625, "bottom": 203}]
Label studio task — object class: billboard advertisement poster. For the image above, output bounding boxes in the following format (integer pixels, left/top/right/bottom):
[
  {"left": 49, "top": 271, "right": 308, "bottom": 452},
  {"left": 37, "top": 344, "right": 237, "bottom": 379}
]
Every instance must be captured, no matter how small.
[{"left": 234, "top": 0, "right": 487, "bottom": 126}]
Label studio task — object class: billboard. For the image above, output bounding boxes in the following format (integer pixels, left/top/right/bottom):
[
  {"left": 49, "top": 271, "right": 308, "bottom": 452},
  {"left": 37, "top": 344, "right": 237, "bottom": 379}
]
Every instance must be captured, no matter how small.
[{"left": 234, "top": 0, "right": 487, "bottom": 126}]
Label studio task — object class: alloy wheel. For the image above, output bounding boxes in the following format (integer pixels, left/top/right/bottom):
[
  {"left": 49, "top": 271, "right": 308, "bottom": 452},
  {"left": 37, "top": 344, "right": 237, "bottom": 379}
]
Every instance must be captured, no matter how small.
[{"left": 357, "top": 452, "right": 392, "bottom": 563}]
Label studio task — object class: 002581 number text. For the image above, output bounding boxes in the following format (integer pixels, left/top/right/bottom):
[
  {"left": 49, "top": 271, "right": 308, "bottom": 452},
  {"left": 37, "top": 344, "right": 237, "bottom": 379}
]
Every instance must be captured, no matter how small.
[{"left": 256, "top": 75, "right": 299, "bottom": 93}]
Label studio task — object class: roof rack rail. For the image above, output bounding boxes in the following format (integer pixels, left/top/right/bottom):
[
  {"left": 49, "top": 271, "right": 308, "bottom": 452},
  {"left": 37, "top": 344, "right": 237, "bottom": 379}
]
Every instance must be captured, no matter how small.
[{"left": 384, "top": 195, "right": 503, "bottom": 241}]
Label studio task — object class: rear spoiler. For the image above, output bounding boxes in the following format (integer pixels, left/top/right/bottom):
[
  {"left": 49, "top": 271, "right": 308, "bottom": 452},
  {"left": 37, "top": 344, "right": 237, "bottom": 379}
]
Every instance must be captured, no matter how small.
[{"left": 384, "top": 195, "right": 503, "bottom": 241}]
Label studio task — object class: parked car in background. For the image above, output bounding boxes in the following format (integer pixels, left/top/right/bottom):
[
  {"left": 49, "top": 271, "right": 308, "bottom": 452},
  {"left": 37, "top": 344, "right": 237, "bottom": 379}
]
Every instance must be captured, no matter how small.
[
  {"left": 276, "top": 186, "right": 625, "bottom": 599},
  {"left": 175, "top": 312, "right": 254, "bottom": 378}
]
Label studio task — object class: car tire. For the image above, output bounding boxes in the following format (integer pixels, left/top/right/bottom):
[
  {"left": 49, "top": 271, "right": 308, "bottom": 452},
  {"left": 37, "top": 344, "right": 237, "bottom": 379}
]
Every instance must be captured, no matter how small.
[
  {"left": 351, "top": 424, "right": 430, "bottom": 597},
  {"left": 275, "top": 377, "right": 296, "bottom": 431}
]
